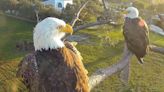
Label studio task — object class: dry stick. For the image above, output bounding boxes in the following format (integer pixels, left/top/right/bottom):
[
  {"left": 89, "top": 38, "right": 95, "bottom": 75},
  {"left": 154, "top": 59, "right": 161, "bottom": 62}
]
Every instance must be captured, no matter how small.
[
  {"left": 73, "top": 20, "right": 119, "bottom": 32},
  {"left": 102, "top": 0, "right": 110, "bottom": 11},
  {"left": 70, "top": 0, "right": 90, "bottom": 27},
  {"left": 64, "top": 0, "right": 90, "bottom": 40}
]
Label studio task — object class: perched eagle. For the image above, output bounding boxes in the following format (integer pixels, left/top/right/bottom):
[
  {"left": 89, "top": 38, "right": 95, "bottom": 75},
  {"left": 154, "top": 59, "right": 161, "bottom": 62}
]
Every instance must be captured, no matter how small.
[
  {"left": 123, "top": 7, "right": 149, "bottom": 64},
  {"left": 17, "top": 17, "right": 89, "bottom": 92}
]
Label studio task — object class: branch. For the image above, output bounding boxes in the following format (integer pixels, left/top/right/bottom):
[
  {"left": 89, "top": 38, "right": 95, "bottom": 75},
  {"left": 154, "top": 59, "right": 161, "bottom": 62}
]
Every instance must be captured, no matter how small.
[
  {"left": 150, "top": 45, "right": 164, "bottom": 54},
  {"left": 73, "top": 20, "right": 119, "bottom": 32},
  {"left": 88, "top": 44, "right": 164, "bottom": 90},
  {"left": 34, "top": 10, "right": 39, "bottom": 23},
  {"left": 158, "top": 14, "right": 164, "bottom": 22},
  {"left": 70, "top": 0, "right": 90, "bottom": 27},
  {"left": 70, "top": 0, "right": 120, "bottom": 32},
  {"left": 102, "top": 0, "right": 109, "bottom": 11},
  {"left": 89, "top": 44, "right": 133, "bottom": 89}
]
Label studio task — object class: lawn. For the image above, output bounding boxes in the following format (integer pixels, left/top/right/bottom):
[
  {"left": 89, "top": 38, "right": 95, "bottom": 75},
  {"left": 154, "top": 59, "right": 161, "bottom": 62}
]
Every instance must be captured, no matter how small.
[
  {"left": 0, "top": 15, "right": 164, "bottom": 92},
  {"left": 0, "top": 15, "right": 34, "bottom": 62}
]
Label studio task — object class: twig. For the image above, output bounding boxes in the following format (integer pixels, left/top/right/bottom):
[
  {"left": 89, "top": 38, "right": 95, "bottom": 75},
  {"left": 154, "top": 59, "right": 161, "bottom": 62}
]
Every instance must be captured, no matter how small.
[
  {"left": 70, "top": 0, "right": 90, "bottom": 27},
  {"left": 102, "top": 0, "right": 109, "bottom": 11},
  {"left": 73, "top": 20, "right": 119, "bottom": 32}
]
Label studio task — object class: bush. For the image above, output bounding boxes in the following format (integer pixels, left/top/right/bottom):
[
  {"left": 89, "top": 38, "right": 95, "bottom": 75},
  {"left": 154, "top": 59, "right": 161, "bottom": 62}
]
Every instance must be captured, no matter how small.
[
  {"left": 61, "top": 0, "right": 103, "bottom": 25},
  {"left": 0, "top": 0, "right": 61, "bottom": 21}
]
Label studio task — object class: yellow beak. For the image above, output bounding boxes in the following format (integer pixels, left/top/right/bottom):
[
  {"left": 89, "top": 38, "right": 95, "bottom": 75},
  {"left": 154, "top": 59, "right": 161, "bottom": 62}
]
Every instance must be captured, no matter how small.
[{"left": 60, "top": 24, "right": 73, "bottom": 35}]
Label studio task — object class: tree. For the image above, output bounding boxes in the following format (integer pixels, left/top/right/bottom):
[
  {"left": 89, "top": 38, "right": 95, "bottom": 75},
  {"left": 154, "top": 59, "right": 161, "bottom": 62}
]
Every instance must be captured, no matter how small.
[
  {"left": 62, "top": 0, "right": 103, "bottom": 26},
  {"left": 65, "top": 0, "right": 164, "bottom": 90},
  {"left": 0, "top": 0, "right": 61, "bottom": 21}
]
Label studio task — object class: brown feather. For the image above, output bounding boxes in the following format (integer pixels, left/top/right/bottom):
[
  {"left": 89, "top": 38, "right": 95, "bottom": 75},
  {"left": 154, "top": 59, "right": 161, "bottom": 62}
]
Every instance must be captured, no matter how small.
[
  {"left": 123, "top": 17, "right": 149, "bottom": 63},
  {"left": 17, "top": 42, "right": 89, "bottom": 92}
]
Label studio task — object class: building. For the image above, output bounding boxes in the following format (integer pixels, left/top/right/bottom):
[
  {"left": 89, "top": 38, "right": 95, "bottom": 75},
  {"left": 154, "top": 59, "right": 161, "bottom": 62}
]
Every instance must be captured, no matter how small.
[{"left": 42, "top": 0, "right": 73, "bottom": 12}]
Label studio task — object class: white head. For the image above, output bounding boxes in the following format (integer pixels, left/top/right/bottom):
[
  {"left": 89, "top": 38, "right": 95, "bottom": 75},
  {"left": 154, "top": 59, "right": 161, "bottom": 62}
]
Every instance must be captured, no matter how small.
[
  {"left": 33, "top": 17, "right": 73, "bottom": 51},
  {"left": 125, "top": 7, "right": 139, "bottom": 19}
]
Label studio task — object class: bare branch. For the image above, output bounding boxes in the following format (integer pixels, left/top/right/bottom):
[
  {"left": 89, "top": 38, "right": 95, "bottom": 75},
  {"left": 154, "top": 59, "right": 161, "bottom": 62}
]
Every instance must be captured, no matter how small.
[
  {"left": 102, "top": 0, "right": 109, "bottom": 11},
  {"left": 34, "top": 10, "right": 39, "bottom": 23},
  {"left": 120, "top": 61, "right": 130, "bottom": 84},
  {"left": 73, "top": 20, "right": 120, "bottom": 32},
  {"left": 70, "top": 0, "right": 90, "bottom": 27},
  {"left": 89, "top": 44, "right": 133, "bottom": 89},
  {"left": 70, "top": 0, "right": 120, "bottom": 32},
  {"left": 150, "top": 45, "right": 164, "bottom": 54}
]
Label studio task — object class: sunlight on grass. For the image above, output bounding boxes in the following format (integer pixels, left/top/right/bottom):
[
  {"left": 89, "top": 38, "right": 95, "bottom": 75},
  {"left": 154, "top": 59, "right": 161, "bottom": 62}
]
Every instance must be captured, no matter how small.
[
  {"left": 0, "top": 61, "right": 28, "bottom": 92},
  {"left": 0, "top": 15, "right": 34, "bottom": 61},
  {"left": 0, "top": 15, "right": 164, "bottom": 92},
  {"left": 149, "top": 32, "right": 164, "bottom": 47}
]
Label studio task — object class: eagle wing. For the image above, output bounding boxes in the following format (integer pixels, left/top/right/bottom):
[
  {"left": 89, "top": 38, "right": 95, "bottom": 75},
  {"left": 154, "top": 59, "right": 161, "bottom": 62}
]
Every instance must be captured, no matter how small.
[
  {"left": 17, "top": 42, "right": 89, "bottom": 92},
  {"left": 17, "top": 53, "right": 39, "bottom": 92},
  {"left": 64, "top": 41, "right": 89, "bottom": 92},
  {"left": 64, "top": 41, "right": 83, "bottom": 60},
  {"left": 123, "top": 17, "right": 149, "bottom": 59}
]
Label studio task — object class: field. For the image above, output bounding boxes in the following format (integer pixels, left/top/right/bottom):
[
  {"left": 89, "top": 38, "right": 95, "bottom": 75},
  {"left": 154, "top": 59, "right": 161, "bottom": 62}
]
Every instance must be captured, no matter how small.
[{"left": 0, "top": 15, "right": 164, "bottom": 92}]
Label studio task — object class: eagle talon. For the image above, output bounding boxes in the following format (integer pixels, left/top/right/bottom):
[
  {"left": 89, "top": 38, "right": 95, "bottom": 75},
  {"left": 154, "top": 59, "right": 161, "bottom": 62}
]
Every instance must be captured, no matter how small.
[{"left": 138, "top": 58, "right": 144, "bottom": 64}]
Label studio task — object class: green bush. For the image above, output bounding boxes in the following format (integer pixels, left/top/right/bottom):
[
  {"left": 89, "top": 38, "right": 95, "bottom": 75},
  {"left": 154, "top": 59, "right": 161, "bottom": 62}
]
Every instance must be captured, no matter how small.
[{"left": 0, "top": 0, "right": 61, "bottom": 20}]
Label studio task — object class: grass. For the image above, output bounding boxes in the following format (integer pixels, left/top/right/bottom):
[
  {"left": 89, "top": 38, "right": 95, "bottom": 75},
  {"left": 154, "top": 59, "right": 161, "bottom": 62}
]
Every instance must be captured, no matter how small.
[
  {"left": 149, "top": 32, "right": 164, "bottom": 47},
  {"left": 0, "top": 15, "right": 164, "bottom": 92},
  {"left": 76, "top": 26, "right": 164, "bottom": 92},
  {"left": 0, "top": 15, "right": 34, "bottom": 61}
]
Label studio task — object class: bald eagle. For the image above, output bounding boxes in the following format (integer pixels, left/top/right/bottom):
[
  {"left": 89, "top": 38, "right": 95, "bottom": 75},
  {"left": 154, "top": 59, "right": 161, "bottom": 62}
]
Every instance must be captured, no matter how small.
[
  {"left": 17, "top": 17, "right": 89, "bottom": 92},
  {"left": 123, "top": 7, "right": 149, "bottom": 64}
]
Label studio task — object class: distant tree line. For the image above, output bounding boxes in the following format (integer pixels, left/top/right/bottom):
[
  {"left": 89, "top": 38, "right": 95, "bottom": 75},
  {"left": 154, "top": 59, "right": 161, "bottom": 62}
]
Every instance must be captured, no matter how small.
[
  {"left": 0, "top": 0, "right": 60, "bottom": 21},
  {"left": 61, "top": 0, "right": 103, "bottom": 25},
  {"left": 0, "top": 0, "right": 103, "bottom": 23},
  {"left": 0, "top": 0, "right": 163, "bottom": 23}
]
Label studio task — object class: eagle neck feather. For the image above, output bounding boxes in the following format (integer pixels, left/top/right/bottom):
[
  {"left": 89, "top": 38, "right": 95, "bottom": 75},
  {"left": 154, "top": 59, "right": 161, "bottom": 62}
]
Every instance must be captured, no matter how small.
[{"left": 34, "top": 34, "right": 65, "bottom": 51}]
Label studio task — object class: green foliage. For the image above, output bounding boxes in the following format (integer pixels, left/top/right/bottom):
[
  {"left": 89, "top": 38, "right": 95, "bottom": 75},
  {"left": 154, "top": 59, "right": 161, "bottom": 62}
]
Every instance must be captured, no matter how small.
[
  {"left": 39, "top": 5, "right": 60, "bottom": 19},
  {"left": 92, "top": 50, "right": 164, "bottom": 92},
  {"left": 149, "top": 32, "right": 164, "bottom": 47},
  {"left": 17, "top": 0, "right": 35, "bottom": 19},
  {"left": 81, "top": 0, "right": 103, "bottom": 22},
  {"left": 61, "top": 4, "right": 77, "bottom": 23},
  {"left": 62, "top": 0, "right": 103, "bottom": 24},
  {"left": 0, "top": 10, "right": 164, "bottom": 92},
  {"left": 133, "top": 1, "right": 146, "bottom": 9},
  {"left": 0, "top": 0, "right": 60, "bottom": 20},
  {"left": 78, "top": 25, "right": 124, "bottom": 46},
  {"left": 153, "top": 3, "right": 164, "bottom": 13},
  {"left": 76, "top": 26, "right": 124, "bottom": 74},
  {"left": 77, "top": 25, "right": 164, "bottom": 92},
  {"left": 0, "top": 61, "right": 28, "bottom": 92},
  {"left": 154, "top": 20, "right": 164, "bottom": 30},
  {"left": 0, "top": 15, "right": 34, "bottom": 61},
  {"left": 0, "top": 0, "right": 16, "bottom": 10}
]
